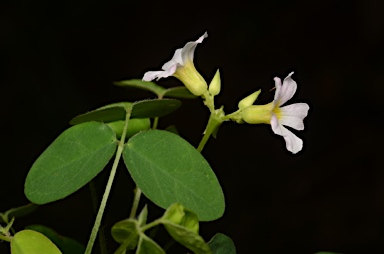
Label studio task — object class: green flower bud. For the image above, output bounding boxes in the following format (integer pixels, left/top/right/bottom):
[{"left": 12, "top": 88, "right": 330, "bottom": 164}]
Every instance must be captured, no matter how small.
[
  {"left": 238, "top": 89, "right": 261, "bottom": 110},
  {"left": 208, "top": 69, "right": 221, "bottom": 96}
]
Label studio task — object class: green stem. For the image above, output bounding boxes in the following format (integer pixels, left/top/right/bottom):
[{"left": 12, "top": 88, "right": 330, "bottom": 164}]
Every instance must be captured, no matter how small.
[
  {"left": 85, "top": 111, "right": 131, "bottom": 254},
  {"left": 129, "top": 187, "right": 142, "bottom": 219},
  {"left": 88, "top": 181, "right": 107, "bottom": 254},
  {"left": 141, "top": 218, "right": 162, "bottom": 232},
  {"left": 197, "top": 113, "right": 223, "bottom": 153},
  {"left": 152, "top": 117, "right": 159, "bottom": 129},
  {"left": 0, "top": 234, "right": 11, "bottom": 242}
]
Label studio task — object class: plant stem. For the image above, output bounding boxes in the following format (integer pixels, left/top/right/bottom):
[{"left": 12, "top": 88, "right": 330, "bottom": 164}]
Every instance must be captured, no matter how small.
[
  {"left": 88, "top": 181, "right": 107, "bottom": 254},
  {"left": 141, "top": 218, "right": 162, "bottom": 232},
  {"left": 129, "top": 187, "right": 142, "bottom": 219},
  {"left": 0, "top": 234, "right": 11, "bottom": 242},
  {"left": 197, "top": 113, "right": 223, "bottom": 153},
  {"left": 152, "top": 117, "right": 159, "bottom": 129},
  {"left": 85, "top": 111, "right": 131, "bottom": 254}
]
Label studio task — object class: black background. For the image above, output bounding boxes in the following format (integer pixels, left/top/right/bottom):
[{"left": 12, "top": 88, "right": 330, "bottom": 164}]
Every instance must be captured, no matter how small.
[{"left": 1, "top": 0, "right": 383, "bottom": 253}]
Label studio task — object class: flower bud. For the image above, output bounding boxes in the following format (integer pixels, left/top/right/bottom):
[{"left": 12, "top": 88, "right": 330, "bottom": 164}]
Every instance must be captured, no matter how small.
[
  {"left": 208, "top": 69, "right": 221, "bottom": 96},
  {"left": 238, "top": 89, "right": 261, "bottom": 110}
]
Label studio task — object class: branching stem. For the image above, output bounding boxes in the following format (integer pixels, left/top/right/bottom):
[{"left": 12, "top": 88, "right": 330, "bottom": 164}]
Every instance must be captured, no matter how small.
[{"left": 85, "top": 110, "right": 131, "bottom": 254}]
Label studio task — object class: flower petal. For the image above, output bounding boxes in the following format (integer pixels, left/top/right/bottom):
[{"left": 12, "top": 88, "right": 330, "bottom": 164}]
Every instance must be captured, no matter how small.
[
  {"left": 271, "top": 114, "right": 303, "bottom": 154},
  {"left": 162, "top": 48, "right": 183, "bottom": 71},
  {"left": 273, "top": 76, "right": 282, "bottom": 102},
  {"left": 143, "top": 64, "right": 178, "bottom": 81},
  {"left": 274, "top": 72, "right": 297, "bottom": 106},
  {"left": 180, "top": 32, "right": 208, "bottom": 64},
  {"left": 278, "top": 103, "right": 310, "bottom": 130},
  {"left": 143, "top": 32, "right": 207, "bottom": 82}
]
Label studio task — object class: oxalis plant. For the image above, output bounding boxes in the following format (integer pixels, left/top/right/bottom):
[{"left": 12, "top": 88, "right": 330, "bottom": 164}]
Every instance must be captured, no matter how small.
[{"left": 1, "top": 31, "right": 320, "bottom": 254}]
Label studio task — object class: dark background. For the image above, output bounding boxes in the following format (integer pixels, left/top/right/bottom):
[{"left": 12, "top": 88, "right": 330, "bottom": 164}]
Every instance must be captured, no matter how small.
[{"left": 1, "top": 0, "right": 383, "bottom": 253}]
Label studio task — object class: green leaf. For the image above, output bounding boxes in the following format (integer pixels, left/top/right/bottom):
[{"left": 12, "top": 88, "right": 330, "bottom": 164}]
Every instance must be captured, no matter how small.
[
  {"left": 25, "top": 122, "right": 117, "bottom": 204},
  {"left": 111, "top": 219, "right": 139, "bottom": 250},
  {"left": 163, "top": 87, "right": 197, "bottom": 99},
  {"left": 114, "top": 79, "right": 166, "bottom": 96},
  {"left": 70, "top": 99, "right": 181, "bottom": 125},
  {"left": 107, "top": 118, "right": 151, "bottom": 140},
  {"left": 123, "top": 130, "right": 225, "bottom": 221},
  {"left": 162, "top": 204, "right": 211, "bottom": 254},
  {"left": 25, "top": 225, "right": 84, "bottom": 254},
  {"left": 131, "top": 99, "right": 181, "bottom": 118},
  {"left": 207, "top": 233, "right": 236, "bottom": 254},
  {"left": 136, "top": 234, "right": 165, "bottom": 254},
  {"left": 11, "top": 230, "right": 62, "bottom": 254},
  {"left": 0, "top": 203, "right": 38, "bottom": 224},
  {"left": 69, "top": 102, "right": 131, "bottom": 125}
]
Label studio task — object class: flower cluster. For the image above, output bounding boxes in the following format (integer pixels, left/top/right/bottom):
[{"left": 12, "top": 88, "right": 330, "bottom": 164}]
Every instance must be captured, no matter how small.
[{"left": 142, "top": 32, "right": 310, "bottom": 154}]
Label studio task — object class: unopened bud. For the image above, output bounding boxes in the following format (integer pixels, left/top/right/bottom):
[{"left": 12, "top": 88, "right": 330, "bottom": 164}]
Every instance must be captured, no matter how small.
[{"left": 238, "top": 89, "right": 261, "bottom": 110}]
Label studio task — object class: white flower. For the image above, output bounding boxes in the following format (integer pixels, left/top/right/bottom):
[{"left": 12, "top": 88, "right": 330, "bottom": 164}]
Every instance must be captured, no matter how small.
[
  {"left": 240, "top": 72, "right": 309, "bottom": 154},
  {"left": 143, "top": 32, "right": 208, "bottom": 96}
]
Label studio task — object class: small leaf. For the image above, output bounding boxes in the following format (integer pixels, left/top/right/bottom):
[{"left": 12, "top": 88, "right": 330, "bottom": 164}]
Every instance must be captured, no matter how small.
[
  {"left": 207, "top": 233, "right": 236, "bottom": 254},
  {"left": 162, "top": 203, "right": 198, "bottom": 233},
  {"left": 131, "top": 99, "right": 181, "bottom": 118},
  {"left": 107, "top": 118, "right": 151, "bottom": 140},
  {"left": 111, "top": 219, "right": 139, "bottom": 250},
  {"left": 137, "top": 205, "right": 148, "bottom": 227},
  {"left": 163, "top": 87, "right": 197, "bottom": 99},
  {"left": 0, "top": 203, "right": 38, "bottom": 224},
  {"left": 136, "top": 234, "right": 165, "bottom": 254},
  {"left": 69, "top": 102, "right": 131, "bottom": 125},
  {"left": 123, "top": 130, "right": 225, "bottom": 221},
  {"left": 162, "top": 205, "right": 211, "bottom": 254},
  {"left": 114, "top": 79, "right": 166, "bottom": 96},
  {"left": 25, "top": 122, "right": 117, "bottom": 204},
  {"left": 25, "top": 225, "right": 85, "bottom": 254},
  {"left": 11, "top": 230, "right": 62, "bottom": 254}
]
